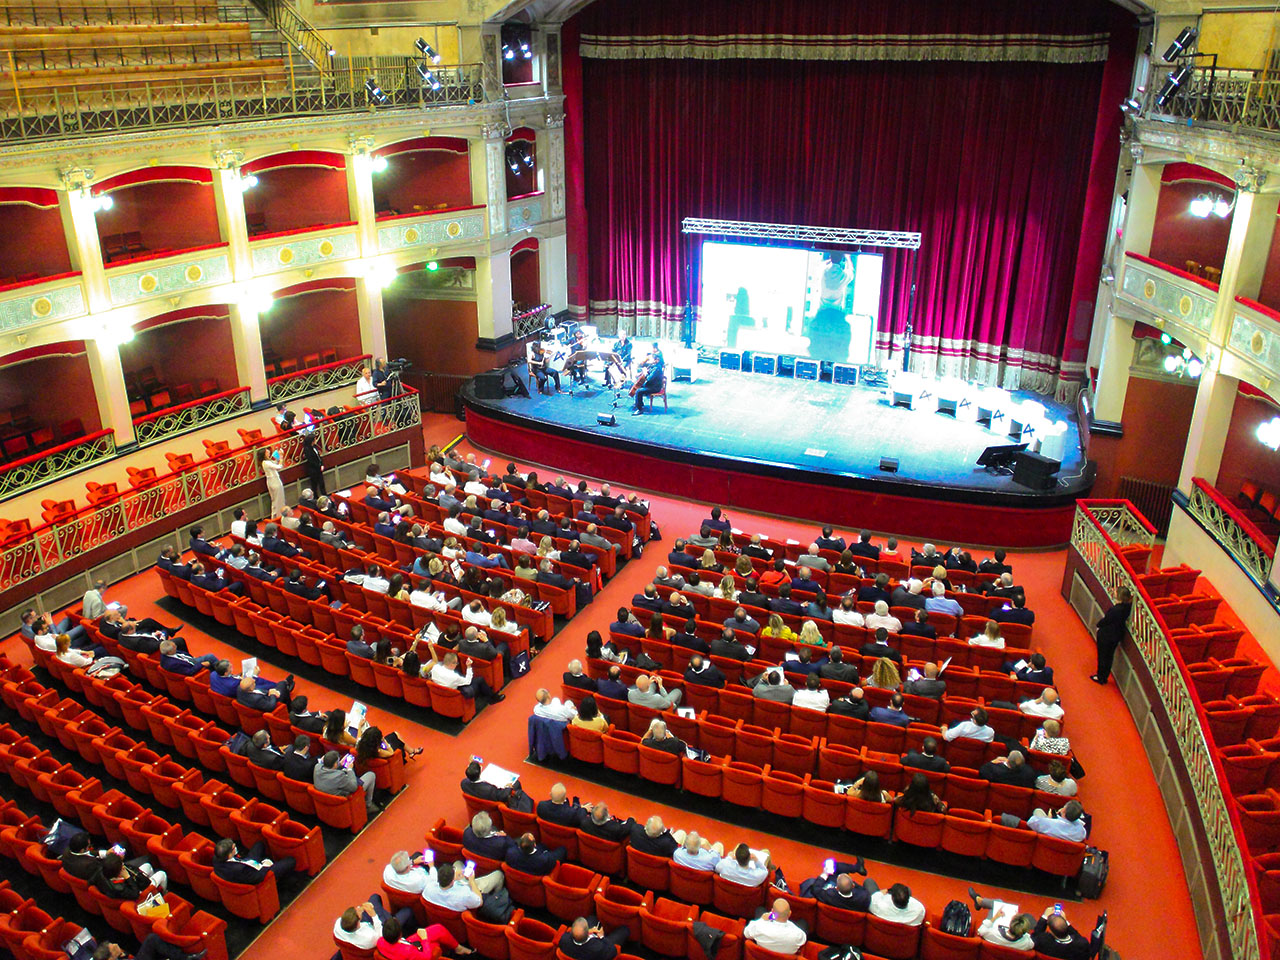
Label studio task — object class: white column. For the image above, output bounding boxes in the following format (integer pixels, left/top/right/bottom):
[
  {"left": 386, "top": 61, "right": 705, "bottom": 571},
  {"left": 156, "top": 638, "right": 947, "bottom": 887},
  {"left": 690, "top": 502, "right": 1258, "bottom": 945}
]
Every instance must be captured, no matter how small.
[
  {"left": 539, "top": 232, "right": 568, "bottom": 313},
  {"left": 356, "top": 277, "right": 387, "bottom": 359},
  {"left": 347, "top": 147, "right": 379, "bottom": 258},
  {"left": 476, "top": 249, "right": 513, "bottom": 350},
  {"left": 472, "top": 130, "right": 508, "bottom": 239},
  {"left": 1092, "top": 312, "right": 1135, "bottom": 423},
  {"left": 85, "top": 337, "right": 135, "bottom": 446},
  {"left": 1177, "top": 364, "right": 1238, "bottom": 491},
  {"left": 1120, "top": 155, "right": 1163, "bottom": 258},
  {"left": 57, "top": 187, "right": 109, "bottom": 313},
  {"left": 212, "top": 166, "right": 252, "bottom": 280},
  {"left": 1224, "top": 190, "right": 1280, "bottom": 302},
  {"left": 229, "top": 303, "right": 269, "bottom": 403}
]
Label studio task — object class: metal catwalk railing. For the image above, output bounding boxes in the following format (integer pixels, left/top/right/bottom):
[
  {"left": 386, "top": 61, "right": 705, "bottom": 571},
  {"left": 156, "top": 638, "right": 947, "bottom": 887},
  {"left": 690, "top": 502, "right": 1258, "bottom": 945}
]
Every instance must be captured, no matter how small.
[
  {"left": 1071, "top": 500, "right": 1261, "bottom": 960},
  {"left": 266, "top": 353, "right": 370, "bottom": 405},
  {"left": 132, "top": 387, "right": 252, "bottom": 447},
  {"left": 0, "top": 430, "right": 116, "bottom": 502},
  {"left": 0, "top": 2, "right": 251, "bottom": 26},
  {"left": 245, "top": 0, "right": 332, "bottom": 77},
  {"left": 1146, "top": 68, "right": 1280, "bottom": 139},
  {"left": 0, "top": 389, "right": 420, "bottom": 595},
  {"left": 0, "top": 63, "right": 484, "bottom": 143}
]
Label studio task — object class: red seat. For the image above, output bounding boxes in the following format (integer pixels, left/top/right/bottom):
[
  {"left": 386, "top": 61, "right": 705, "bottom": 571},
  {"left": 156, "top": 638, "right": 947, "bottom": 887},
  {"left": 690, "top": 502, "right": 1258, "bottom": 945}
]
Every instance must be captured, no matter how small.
[
  {"left": 864, "top": 913, "right": 923, "bottom": 959},
  {"left": 638, "top": 744, "right": 683, "bottom": 787},
  {"left": 940, "top": 810, "right": 991, "bottom": 858},
  {"left": 502, "top": 863, "right": 549, "bottom": 909},
  {"left": 712, "top": 873, "right": 768, "bottom": 919},
  {"left": 576, "top": 829, "right": 627, "bottom": 877},
  {"left": 544, "top": 862, "right": 602, "bottom": 921},
  {"left": 464, "top": 907, "right": 524, "bottom": 959},
  {"left": 626, "top": 847, "right": 671, "bottom": 892},
  {"left": 602, "top": 730, "right": 642, "bottom": 775},
  {"left": 985, "top": 823, "right": 1036, "bottom": 867},
  {"left": 813, "top": 900, "right": 867, "bottom": 947},
  {"left": 761, "top": 768, "right": 805, "bottom": 818},
  {"left": 1030, "top": 833, "right": 1086, "bottom": 878},
  {"left": 921, "top": 922, "right": 981, "bottom": 960},
  {"left": 845, "top": 796, "right": 893, "bottom": 839},
  {"left": 668, "top": 859, "right": 715, "bottom": 905},
  {"left": 594, "top": 885, "right": 652, "bottom": 937},
  {"left": 893, "top": 809, "right": 945, "bottom": 848},
  {"left": 640, "top": 897, "right": 698, "bottom": 956},
  {"left": 507, "top": 917, "right": 563, "bottom": 960}
]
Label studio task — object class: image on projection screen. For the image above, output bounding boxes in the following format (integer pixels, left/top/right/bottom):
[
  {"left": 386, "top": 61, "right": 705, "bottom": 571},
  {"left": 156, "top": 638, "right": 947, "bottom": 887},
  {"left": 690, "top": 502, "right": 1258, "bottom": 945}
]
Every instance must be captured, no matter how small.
[{"left": 698, "top": 240, "right": 883, "bottom": 365}]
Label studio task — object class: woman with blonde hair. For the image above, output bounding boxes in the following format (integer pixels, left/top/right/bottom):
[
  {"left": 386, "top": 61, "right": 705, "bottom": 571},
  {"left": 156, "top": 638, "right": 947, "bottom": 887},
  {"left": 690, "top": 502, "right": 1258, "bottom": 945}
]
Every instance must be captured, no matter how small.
[
  {"left": 441, "top": 537, "right": 461, "bottom": 559},
  {"left": 489, "top": 607, "right": 520, "bottom": 636},
  {"left": 537, "top": 535, "right": 560, "bottom": 560},
  {"left": 1029, "top": 718, "right": 1071, "bottom": 755},
  {"left": 700, "top": 549, "right": 723, "bottom": 573},
  {"left": 760, "top": 614, "right": 795, "bottom": 641},
  {"left": 55, "top": 633, "right": 94, "bottom": 667},
  {"left": 797, "top": 620, "right": 825, "bottom": 647},
  {"left": 463, "top": 494, "right": 478, "bottom": 512},
  {"left": 866, "top": 656, "right": 901, "bottom": 690},
  {"left": 718, "top": 574, "right": 738, "bottom": 600},
  {"left": 968, "top": 620, "right": 1005, "bottom": 649}
]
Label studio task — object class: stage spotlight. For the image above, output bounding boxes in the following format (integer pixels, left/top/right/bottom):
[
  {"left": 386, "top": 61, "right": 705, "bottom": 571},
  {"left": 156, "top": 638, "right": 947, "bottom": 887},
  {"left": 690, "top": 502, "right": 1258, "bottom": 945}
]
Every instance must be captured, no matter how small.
[
  {"left": 327, "top": 47, "right": 335, "bottom": 57},
  {"left": 503, "top": 44, "right": 515, "bottom": 61},
  {"left": 1154, "top": 64, "right": 1192, "bottom": 108},
  {"left": 521, "top": 151, "right": 534, "bottom": 169},
  {"left": 415, "top": 38, "right": 441, "bottom": 63},
  {"left": 371, "top": 155, "right": 388, "bottom": 173},
  {"left": 1213, "top": 196, "right": 1234, "bottom": 218},
  {"left": 242, "top": 286, "right": 273, "bottom": 315},
  {"left": 416, "top": 63, "right": 442, "bottom": 90},
  {"left": 1187, "top": 358, "right": 1204, "bottom": 378},
  {"left": 1120, "top": 97, "right": 1142, "bottom": 114},
  {"left": 1162, "top": 26, "right": 1197, "bottom": 62},
  {"left": 365, "top": 77, "right": 387, "bottom": 103},
  {"left": 239, "top": 173, "right": 259, "bottom": 192},
  {"left": 425, "top": 261, "right": 439, "bottom": 272},
  {"left": 88, "top": 193, "right": 113, "bottom": 212},
  {"left": 520, "top": 40, "right": 532, "bottom": 60},
  {"left": 596, "top": 412, "right": 617, "bottom": 426},
  {"left": 1189, "top": 194, "right": 1213, "bottom": 218},
  {"left": 1160, "top": 332, "right": 1172, "bottom": 345},
  {"left": 367, "top": 260, "right": 398, "bottom": 290},
  {"left": 1163, "top": 355, "right": 1180, "bottom": 373}
]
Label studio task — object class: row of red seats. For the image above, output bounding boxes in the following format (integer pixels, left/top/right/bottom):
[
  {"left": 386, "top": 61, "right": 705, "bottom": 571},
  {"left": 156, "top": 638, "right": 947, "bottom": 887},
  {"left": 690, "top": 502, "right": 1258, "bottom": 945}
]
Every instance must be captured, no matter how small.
[
  {"left": 545, "top": 724, "right": 1085, "bottom": 880},
  {"left": 0, "top": 796, "right": 228, "bottom": 960},
  {"left": 157, "top": 567, "right": 499, "bottom": 724}
]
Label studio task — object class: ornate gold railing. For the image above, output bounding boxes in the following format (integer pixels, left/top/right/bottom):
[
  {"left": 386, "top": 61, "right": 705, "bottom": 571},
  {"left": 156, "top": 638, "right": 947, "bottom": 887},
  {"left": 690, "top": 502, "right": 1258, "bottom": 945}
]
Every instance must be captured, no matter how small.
[
  {"left": 133, "top": 387, "right": 252, "bottom": 447},
  {"left": 513, "top": 303, "right": 552, "bottom": 340},
  {"left": 266, "top": 353, "right": 370, "bottom": 405},
  {"left": 0, "top": 389, "right": 420, "bottom": 594},
  {"left": 1146, "top": 69, "right": 1280, "bottom": 139},
  {"left": 1179, "top": 479, "right": 1277, "bottom": 591},
  {"left": 0, "top": 430, "right": 116, "bottom": 501},
  {"left": 1072, "top": 500, "right": 1261, "bottom": 960}
]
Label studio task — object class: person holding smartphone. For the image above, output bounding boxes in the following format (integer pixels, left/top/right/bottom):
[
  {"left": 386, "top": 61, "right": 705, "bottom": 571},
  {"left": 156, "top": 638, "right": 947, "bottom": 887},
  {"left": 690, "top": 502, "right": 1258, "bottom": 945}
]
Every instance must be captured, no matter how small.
[
  {"left": 798, "top": 857, "right": 876, "bottom": 912},
  {"left": 423, "top": 860, "right": 510, "bottom": 923},
  {"left": 558, "top": 916, "right": 629, "bottom": 960},
  {"left": 314, "top": 749, "right": 379, "bottom": 818},
  {"left": 743, "top": 899, "right": 806, "bottom": 955}
]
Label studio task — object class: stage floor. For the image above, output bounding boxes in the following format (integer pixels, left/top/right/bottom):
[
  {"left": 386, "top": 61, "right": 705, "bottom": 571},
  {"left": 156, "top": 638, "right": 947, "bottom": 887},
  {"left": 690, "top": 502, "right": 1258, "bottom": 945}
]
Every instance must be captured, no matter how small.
[{"left": 479, "top": 358, "right": 1089, "bottom": 501}]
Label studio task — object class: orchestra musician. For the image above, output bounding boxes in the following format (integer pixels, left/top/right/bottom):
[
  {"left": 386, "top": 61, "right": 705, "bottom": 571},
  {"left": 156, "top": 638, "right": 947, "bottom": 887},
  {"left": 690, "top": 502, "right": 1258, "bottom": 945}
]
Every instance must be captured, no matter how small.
[
  {"left": 528, "top": 341, "right": 562, "bottom": 394},
  {"left": 604, "top": 332, "right": 633, "bottom": 389},
  {"left": 565, "top": 329, "right": 590, "bottom": 385},
  {"left": 630, "top": 344, "right": 665, "bottom": 415}
]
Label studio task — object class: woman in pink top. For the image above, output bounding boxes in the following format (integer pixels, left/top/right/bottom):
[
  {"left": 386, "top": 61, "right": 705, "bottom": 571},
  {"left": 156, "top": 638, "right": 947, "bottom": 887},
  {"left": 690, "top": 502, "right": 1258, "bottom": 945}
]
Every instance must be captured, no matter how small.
[{"left": 377, "top": 917, "right": 472, "bottom": 960}]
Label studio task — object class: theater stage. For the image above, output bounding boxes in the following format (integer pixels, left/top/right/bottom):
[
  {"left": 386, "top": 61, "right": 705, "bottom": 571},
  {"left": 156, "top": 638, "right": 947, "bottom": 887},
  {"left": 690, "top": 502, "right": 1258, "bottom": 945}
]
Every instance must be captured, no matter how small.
[{"left": 461, "top": 359, "right": 1093, "bottom": 548}]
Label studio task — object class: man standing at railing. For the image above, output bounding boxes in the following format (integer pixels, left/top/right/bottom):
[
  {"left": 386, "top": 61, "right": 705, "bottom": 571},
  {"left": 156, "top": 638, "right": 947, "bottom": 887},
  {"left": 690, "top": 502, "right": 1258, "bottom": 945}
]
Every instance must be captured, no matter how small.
[{"left": 1091, "top": 586, "right": 1133, "bottom": 686}]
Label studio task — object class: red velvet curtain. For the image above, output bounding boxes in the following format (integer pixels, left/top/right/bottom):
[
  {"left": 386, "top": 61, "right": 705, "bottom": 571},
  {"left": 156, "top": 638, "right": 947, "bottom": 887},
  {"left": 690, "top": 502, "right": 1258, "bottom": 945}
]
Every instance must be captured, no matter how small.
[{"left": 570, "top": 0, "right": 1133, "bottom": 394}]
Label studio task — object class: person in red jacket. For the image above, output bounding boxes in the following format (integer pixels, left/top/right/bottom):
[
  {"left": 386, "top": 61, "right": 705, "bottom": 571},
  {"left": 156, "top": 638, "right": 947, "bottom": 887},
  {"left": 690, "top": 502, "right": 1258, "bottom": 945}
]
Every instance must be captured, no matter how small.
[{"left": 375, "top": 916, "right": 473, "bottom": 959}]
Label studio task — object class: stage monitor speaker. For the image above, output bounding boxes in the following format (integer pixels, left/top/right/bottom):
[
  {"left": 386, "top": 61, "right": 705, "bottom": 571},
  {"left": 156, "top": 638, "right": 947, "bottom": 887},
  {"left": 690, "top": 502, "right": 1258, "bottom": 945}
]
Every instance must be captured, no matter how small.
[
  {"left": 473, "top": 370, "right": 505, "bottom": 400},
  {"left": 776, "top": 355, "right": 796, "bottom": 378},
  {"left": 832, "top": 363, "right": 860, "bottom": 386},
  {"left": 795, "top": 358, "right": 819, "bottom": 381},
  {"left": 1012, "top": 451, "right": 1061, "bottom": 490},
  {"left": 719, "top": 350, "right": 742, "bottom": 371},
  {"left": 879, "top": 457, "right": 899, "bottom": 473},
  {"left": 752, "top": 353, "right": 777, "bottom": 376},
  {"left": 596, "top": 412, "right": 617, "bottom": 426}
]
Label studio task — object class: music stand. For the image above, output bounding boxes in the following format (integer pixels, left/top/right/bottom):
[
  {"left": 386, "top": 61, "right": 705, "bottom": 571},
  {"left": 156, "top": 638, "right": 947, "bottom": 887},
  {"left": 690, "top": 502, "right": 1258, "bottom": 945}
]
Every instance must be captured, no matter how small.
[{"left": 976, "top": 442, "right": 1027, "bottom": 476}]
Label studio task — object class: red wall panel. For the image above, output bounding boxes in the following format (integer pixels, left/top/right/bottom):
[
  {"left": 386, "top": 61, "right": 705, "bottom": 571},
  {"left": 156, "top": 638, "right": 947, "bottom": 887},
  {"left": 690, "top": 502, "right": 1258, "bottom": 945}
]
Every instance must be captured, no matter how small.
[
  {"left": 1088, "top": 374, "right": 1197, "bottom": 497},
  {"left": 1218, "top": 392, "right": 1280, "bottom": 499},
  {"left": 119, "top": 315, "right": 239, "bottom": 396},
  {"left": 511, "top": 247, "right": 541, "bottom": 306},
  {"left": 1148, "top": 180, "right": 1234, "bottom": 272},
  {"left": 261, "top": 288, "right": 362, "bottom": 364},
  {"left": 96, "top": 182, "right": 221, "bottom": 256},
  {"left": 244, "top": 167, "right": 350, "bottom": 234},
  {"left": 375, "top": 150, "right": 472, "bottom": 216},
  {"left": 0, "top": 204, "right": 72, "bottom": 280},
  {"left": 1256, "top": 219, "right": 1280, "bottom": 311},
  {"left": 0, "top": 353, "right": 100, "bottom": 435},
  {"left": 384, "top": 295, "right": 501, "bottom": 375}
]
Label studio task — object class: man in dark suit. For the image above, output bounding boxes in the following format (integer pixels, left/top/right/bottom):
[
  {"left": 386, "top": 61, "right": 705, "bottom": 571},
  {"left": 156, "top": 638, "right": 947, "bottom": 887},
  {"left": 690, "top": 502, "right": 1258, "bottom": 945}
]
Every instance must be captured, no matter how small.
[
  {"left": 979, "top": 751, "right": 1038, "bottom": 787},
  {"left": 559, "top": 543, "right": 595, "bottom": 573},
  {"left": 828, "top": 689, "right": 870, "bottom": 719},
  {"left": 505, "top": 833, "right": 565, "bottom": 876},
  {"left": 867, "top": 693, "right": 912, "bottom": 727},
  {"left": 772, "top": 585, "right": 803, "bottom": 616},
  {"left": 212, "top": 838, "right": 295, "bottom": 883},
  {"left": 596, "top": 666, "right": 629, "bottom": 701},
  {"left": 188, "top": 526, "right": 218, "bottom": 557},
  {"left": 788, "top": 646, "right": 828, "bottom": 676},
  {"left": 579, "top": 803, "right": 632, "bottom": 841},
  {"left": 116, "top": 624, "right": 174, "bottom": 655},
  {"left": 576, "top": 501, "right": 599, "bottom": 524},
  {"left": 814, "top": 526, "right": 847, "bottom": 553},
  {"left": 463, "top": 812, "right": 514, "bottom": 860},
  {"left": 158, "top": 639, "right": 219, "bottom": 675},
  {"left": 983, "top": 573, "right": 1020, "bottom": 600},
  {"left": 631, "top": 587, "right": 663, "bottom": 615},
  {"left": 743, "top": 535, "right": 773, "bottom": 561},
  {"left": 848, "top": 530, "right": 879, "bottom": 560},
  {"left": 1006, "top": 652, "right": 1054, "bottom": 686},
  {"left": 857, "top": 573, "right": 892, "bottom": 606},
  {"left": 1092, "top": 586, "right": 1132, "bottom": 685},
  {"left": 284, "top": 569, "right": 327, "bottom": 601},
  {"left": 296, "top": 514, "right": 323, "bottom": 541},
  {"left": 289, "top": 696, "right": 327, "bottom": 733},
  {"left": 236, "top": 673, "right": 294, "bottom": 712},
  {"left": 563, "top": 660, "right": 597, "bottom": 692},
  {"left": 281, "top": 735, "right": 316, "bottom": 781},
  {"left": 899, "top": 609, "right": 937, "bottom": 639},
  {"left": 703, "top": 506, "right": 731, "bottom": 533},
  {"left": 559, "top": 917, "right": 628, "bottom": 960},
  {"left": 993, "top": 593, "right": 1035, "bottom": 626},
  {"left": 737, "top": 578, "right": 771, "bottom": 612},
  {"left": 666, "top": 540, "right": 693, "bottom": 570},
  {"left": 723, "top": 607, "right": 761, "bottom": 635},
  {"left": 461, "top": 759, "right": 524, "bottom": 806},
  {"left": 902, "top": 737, "right": 950, "bottom": 773},
  {"left": 530, "top": 510, "right": 559, "bottom": 538},
  {"left": 189, "top": 563, "right": 244, "bottom": 595},
  {"left": 372, "top": 512, "right": 397, "bottom": 538},
  {"left": 261, "top": 523, "right": 306, "bottom": 558},
  {"left": 671, "top": 619, "right": 710, "bottom": 654},
  {"left": 243, "top": 730, "right": 284, "bottom": 770},
  {"left": 536, "top": 560, "right": 575, "bottom": 592},
  {"left": 460, "top": 627, "right": 509, "bottom": 675},
  {"left": 890, "top": 579, "right": 926, "bottom": 610},
  {"left": 600, "top": 506, "right": 633, "bottom": 534},
  {"left": 710, "top": 628, "right": 751, "bottom": 662},
  {"left": 61, "top": 833, "right": 112, "bottom": 881},
  {"left": 363, "top": 488, "right": 398, "bottom": 514},
  {"left": 978, "top": 549, "right": 1013, "bottom": 576},
  {"left": 819, "top": 647, "right": 860, "bottom": 683},
  {"left": 157, "top": 547, "right": 193, "bottom": 579},
  {"left": 629, "top": 816, "right": 680, "bottom": 857},
  {"left": 799, "top": 858, "right": 874, "bottom": 912},
  {"left": 860, "top": 627, "right": 902, "bottom": 664},
  {"left": 684, "top": 655, "right": 725, "bottom": 689},
  {"left": 536, "top": 783, "right": 588, "bottom": 827},
  {"left": 347, "top": 624, "right": 375, "bottom": 659},
  {"left": 903, "top": 662, "right": 946, "bottom": 699}
]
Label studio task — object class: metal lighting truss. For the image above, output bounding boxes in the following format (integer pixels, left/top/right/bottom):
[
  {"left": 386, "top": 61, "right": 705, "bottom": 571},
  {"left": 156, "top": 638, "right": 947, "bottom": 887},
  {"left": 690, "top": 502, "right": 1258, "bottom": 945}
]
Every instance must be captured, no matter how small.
[{"left": 681, "top": 217, "right": 921, "bottom": 249}]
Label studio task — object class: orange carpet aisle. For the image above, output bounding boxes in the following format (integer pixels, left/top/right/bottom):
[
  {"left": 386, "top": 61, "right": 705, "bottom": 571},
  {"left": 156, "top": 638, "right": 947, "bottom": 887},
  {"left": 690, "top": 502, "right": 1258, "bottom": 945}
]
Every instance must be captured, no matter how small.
[{"left": 0, "top": 413, "right": 1203, "bottom": 960}]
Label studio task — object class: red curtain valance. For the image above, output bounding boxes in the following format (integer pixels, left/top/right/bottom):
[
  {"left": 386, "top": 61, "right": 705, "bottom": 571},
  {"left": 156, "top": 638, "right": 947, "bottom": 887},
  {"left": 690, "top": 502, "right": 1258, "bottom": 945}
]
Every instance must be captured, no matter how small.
[
  {"left": 1161, "top": 162, "right": 1236, "bottom": 191},
  {"left": 0, "top": 187, "right": 59, "bottom": 209},
  {"left": 243, "top": 151, "right": 346, "bottom": 174},
  {"left": 93, "top": 166, "right": 213, "bottom": 194}
]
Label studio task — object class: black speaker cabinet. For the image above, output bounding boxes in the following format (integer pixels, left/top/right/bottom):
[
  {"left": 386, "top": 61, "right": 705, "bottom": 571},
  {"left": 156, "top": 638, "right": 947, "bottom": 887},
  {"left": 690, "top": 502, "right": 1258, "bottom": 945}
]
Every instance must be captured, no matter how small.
[
  {"left": 473, "top": 370, "right": 506, "bottom": 400},
  {"left": 879, "top": 457, "right": 900, "bottom": 473},
  {"left": 1012, "top": 451, "right": 1061, "bottom": 490}
]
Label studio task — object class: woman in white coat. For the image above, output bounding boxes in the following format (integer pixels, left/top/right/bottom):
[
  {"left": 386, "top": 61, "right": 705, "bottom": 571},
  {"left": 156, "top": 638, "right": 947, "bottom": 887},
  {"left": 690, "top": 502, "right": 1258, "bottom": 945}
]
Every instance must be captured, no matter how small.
[{"left": 259, "top": 448, "right": 286, "bottom": 517}]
